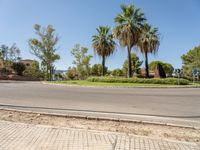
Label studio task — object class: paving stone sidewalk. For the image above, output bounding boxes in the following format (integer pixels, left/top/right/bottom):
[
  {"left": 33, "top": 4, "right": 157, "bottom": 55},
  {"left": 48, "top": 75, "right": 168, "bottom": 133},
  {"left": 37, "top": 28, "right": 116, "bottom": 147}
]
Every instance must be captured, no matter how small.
[{"left": 0, "top": 121, "right": 199, "bottom": 150}]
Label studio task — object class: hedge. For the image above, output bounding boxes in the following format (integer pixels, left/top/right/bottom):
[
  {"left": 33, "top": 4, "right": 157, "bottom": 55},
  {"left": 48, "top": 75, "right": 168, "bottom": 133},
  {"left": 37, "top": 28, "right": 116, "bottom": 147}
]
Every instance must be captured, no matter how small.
[{"left": 87, "top": 77, "right": 190, "bottom": 85}]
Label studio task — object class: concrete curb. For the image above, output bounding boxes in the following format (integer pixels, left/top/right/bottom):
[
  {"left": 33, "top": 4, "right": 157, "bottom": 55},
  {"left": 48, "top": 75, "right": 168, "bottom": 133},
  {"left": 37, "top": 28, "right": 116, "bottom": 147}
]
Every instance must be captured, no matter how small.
[
  {"left": 42, "top": 81, "right": 200, "bottom": 89},
  {"left": 1, "top": 107, "right": 199, "bottom": 130}
]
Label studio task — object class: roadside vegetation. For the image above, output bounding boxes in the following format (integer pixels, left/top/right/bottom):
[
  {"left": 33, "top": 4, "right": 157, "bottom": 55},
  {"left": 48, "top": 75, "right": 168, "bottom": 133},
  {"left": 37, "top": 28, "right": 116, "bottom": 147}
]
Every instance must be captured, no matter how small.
[
  {"left": 28, "top": 24, "right": 60, "bottom": 81},
  {"left": 55, "top": 3, "right": 199, "bottom": 86},
  {"left": 50, "top": 79, "right": 200, "bottom": 87},
  {"left": 87, "top": 77, "right": 190, "bottom": 85},
  {"left": 0, "top": 3, "right": 200, "bottom": 85},
  {"left": 92, "top": 26, "right": 115, "bottom": 76}
]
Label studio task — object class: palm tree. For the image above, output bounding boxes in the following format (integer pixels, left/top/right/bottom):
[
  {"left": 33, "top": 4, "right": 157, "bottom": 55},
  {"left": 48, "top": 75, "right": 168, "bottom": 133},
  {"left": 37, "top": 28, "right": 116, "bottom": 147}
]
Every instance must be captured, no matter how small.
[
  {"left": 92, "top": 26, "right": 115, "bottom": 76},
  {"left": 113, "top": 4, "right": 146, "bottom": 78},
  {"left": 137, "top": 23, "right": 160, "bottom": 78}
]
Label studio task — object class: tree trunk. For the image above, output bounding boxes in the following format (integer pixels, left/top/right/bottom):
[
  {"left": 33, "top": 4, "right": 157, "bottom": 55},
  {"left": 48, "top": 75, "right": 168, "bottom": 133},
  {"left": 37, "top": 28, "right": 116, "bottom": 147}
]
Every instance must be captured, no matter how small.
[
  {"left": 145, "top": 52, "right": 149, "bottom": 78},
  {"left": 102, "top": 56, "right": 105, "bottom": 76},
  {"left": 46, "top": 64, "right": 52, "bottom": 81},
  {"left": 127, "top": 46, "right": 132, "bottom": 78},
  {"left": 46, "top": 65, "right": 49, "bottom": 81},
  {"left": 50, "top": 66, "right": 52, "bottom": 81}
]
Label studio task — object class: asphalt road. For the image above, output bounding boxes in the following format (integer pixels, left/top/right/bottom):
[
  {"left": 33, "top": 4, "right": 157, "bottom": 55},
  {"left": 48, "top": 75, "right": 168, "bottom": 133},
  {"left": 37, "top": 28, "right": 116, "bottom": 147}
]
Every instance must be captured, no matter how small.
[{"left": 0, "top": 80, "right": 200, "bottom": 122}]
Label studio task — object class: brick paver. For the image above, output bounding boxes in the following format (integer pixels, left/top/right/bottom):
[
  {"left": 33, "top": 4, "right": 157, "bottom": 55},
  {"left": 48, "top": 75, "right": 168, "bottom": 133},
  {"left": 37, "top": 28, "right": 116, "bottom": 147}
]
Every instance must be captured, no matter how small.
[{"left": 0, "top": 121, "right": 199, "bottom": 150}]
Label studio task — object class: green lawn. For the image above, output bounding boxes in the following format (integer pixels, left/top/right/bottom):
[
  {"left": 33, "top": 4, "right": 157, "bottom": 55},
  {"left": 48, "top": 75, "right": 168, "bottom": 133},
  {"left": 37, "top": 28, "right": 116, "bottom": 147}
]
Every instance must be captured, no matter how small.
[{"left": 48, "top": 80, "right": 200, "bottom": 87}]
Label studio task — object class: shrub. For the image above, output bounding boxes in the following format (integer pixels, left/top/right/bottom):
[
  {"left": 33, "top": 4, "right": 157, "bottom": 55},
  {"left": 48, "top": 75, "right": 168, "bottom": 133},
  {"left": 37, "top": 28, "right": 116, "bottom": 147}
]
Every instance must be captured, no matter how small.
[
  {"left": 111, "top": 69, "right": 123, "bottom": 76},
  {"left": 66, "top": 67, "right": 77, "bottom": 80},
  {"left": 11, "top": 62, "right": 26, "bottom": 76},
  {"left": 0, "top": 68, "right": 12, "bottom": 74},
  {"left": 91, "top": 64, "right": 108, "bottom": 76},
  {"left": 23, "top": 61, "right": 43, "bottom": 78},
  {"left": 87, "top": 77, "right": 190, "bottom": 85}
]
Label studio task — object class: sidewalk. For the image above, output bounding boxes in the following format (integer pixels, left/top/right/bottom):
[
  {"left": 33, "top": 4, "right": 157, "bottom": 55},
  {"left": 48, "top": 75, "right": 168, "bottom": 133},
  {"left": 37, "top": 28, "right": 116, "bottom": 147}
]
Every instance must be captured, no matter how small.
[{"left": 0, "top": 121, "right": 199, "bottom": 150}]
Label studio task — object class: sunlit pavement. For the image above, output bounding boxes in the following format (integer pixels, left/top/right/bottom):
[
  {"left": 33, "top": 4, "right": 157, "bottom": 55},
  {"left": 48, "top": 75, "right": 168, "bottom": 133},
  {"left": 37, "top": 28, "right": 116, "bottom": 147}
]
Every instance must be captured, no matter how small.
[
  {"left": 0, "top": 81, "right": 200, "bottom": 127},
  {"left": 0, "top": 120, "right": 199, "bottom": 150}
]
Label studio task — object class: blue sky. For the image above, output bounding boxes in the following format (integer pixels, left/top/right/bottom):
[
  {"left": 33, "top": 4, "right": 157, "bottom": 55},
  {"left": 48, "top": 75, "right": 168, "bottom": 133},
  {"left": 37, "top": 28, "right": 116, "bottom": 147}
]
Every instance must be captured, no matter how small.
[{"left": 0, "top": 0, "right": 200, "bottom": 70}]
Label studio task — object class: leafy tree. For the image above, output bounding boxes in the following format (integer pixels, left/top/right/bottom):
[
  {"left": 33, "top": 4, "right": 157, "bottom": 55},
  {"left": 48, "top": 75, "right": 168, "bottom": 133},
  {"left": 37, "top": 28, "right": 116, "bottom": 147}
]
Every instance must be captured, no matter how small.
[
  {"left": 111, "top": 69, "right": 123, "bottom": 76},
  {"left": 92, "top": 26, "right": 115, "bottom": 76},
  {"left": 8, "top": 44, "right": 21, "bottom": 62},
  {"left": 0, "top": 44, "right": 21, "bottom": 68},
  {"left": 113, "top": 4, "right": 146, "bottom": 78},
  {"left": 122, "top": 53, "right": 143, "bottom": 76},
  {"left": 28, "top": 24, "right": 60, "bottom": 81},
  {"left": 11, "top": 62, "right": 26, "bottom": 76},
  {"left": 91, "top": 64, "right": 107, "bottom": 76},
  {"left": 181, "top": 46, "right": 200, "bottom": 80},
  {"left": 0, "top": 45, "right": 8, "bottom": 68},
  {"left": 149, "top": 61, "right": 174, "bottom": 77},
  {"left": 137, "top": 23, "right": 160, "bottom": 78},
  {"left": 71, "top": 44, "right": 92, "bottom": 79}
]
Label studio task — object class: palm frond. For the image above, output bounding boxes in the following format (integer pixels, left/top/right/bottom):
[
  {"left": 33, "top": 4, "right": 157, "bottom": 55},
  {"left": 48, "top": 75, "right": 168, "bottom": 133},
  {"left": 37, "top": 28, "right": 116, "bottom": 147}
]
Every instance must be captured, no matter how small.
[
  {"left": 113, "top": 4, "right": 146, "bottom": 48},
  {"left": 92, "top": 26, "right": 116, "bottom": 58},
  {"left": 137, "top": 23, "right": 160, "bottom": 54}
]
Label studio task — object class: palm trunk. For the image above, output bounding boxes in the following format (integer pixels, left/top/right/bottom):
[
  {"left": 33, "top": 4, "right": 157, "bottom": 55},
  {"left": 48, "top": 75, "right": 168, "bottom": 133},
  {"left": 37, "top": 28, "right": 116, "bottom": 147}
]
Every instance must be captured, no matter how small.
[
  {"left": 127, "top": 46, "right": 132, "bottom": 78},
  {"left": 145, "top": 52, "right": 149, "bottom": 78},
  {"left": 102, "top": 56, "right": 105, "bottom": 76}
]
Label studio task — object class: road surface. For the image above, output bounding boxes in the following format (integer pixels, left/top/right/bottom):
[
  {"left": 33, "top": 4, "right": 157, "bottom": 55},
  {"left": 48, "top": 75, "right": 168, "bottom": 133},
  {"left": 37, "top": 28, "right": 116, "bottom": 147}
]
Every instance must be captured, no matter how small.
[{"left": 0, "top": 80, "right": 200, "bottom": 123}]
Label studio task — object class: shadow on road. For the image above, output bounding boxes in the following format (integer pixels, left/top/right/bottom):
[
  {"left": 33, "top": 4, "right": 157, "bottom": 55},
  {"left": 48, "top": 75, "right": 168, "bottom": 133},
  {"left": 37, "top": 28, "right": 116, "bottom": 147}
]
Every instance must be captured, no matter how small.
[{"left": 0, "top": 104, "right": 200, "bottom": 119}]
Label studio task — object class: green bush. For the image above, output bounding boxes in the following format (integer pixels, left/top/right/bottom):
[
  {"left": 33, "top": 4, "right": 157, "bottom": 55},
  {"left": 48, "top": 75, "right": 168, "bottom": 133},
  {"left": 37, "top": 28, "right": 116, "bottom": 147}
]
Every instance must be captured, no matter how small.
[
  {"left": 66, "top": 67, "right": 77, "bottom": 80},
  {"left": 111, "top": 69, "right": 123, "bottom": 77},
  {"left": 23, "top": 61, "right": 43, "bottom": 78},
  {"left": 11, "top": 62, "right": 26, "bottom": 76},
  {"left": 87, "top": 77, "right": 190, "bottom": 85}
]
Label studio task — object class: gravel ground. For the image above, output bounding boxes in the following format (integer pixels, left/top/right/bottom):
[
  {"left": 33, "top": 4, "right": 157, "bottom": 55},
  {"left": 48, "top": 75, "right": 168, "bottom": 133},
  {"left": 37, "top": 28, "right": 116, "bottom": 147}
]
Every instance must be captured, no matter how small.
[{"left": 0, "top": 109, "right": 199, "bottom": 143}]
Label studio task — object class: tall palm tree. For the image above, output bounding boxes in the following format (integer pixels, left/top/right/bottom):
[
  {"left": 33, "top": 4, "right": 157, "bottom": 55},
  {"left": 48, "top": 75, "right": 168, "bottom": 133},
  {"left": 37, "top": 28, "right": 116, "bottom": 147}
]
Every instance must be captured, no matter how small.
[
  {"left": 92, "top": 26, "right": 115, "bottom": 76},
  {"left": 113, "top": 4, "right": 146, "bottom": 78},
  {"left": 137, "top": 23, "right": 160, "bottom": 78}
]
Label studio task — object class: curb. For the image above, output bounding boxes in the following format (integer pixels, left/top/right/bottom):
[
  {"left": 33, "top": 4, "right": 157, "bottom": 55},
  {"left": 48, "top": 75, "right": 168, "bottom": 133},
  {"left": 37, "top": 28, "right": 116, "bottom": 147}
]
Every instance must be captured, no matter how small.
[{"left": 42, "top": 81, "right": 200, "bottom": 89}]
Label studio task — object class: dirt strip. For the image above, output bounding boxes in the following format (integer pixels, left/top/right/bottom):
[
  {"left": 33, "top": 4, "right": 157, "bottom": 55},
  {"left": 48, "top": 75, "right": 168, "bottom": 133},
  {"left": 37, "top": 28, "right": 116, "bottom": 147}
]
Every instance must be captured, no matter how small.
[{"left": 0, "top": 109, "right": 199, "bottom": 143}]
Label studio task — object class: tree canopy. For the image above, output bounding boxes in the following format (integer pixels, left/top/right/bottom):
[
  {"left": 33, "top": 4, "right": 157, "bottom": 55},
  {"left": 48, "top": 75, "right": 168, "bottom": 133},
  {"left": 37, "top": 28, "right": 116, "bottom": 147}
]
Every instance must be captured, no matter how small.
[
  {"left": 91, "top": 64, "right": 107, "bottom": 76},
  {"left": 137, "top": 23, "right": 160, "bottom": 78},
  {"left": 92, "top": 26, "right": 115, "bottom": 76},
  {"left": 113, "top": 4, "right": 146, "bottom": 78},
  {"left": 0, "top": 44, "right": 21, "bottom": 63},
  {"left": 71, "top": 44, "right": 92, "bottom": 79},
  {"left": 28, "top": 24, "right": 60, "bottom": 80},
  {"left": 111, "top": 69, "right": 123, "bottom": 77},
  {"left": 122, "top": 53, "right": 143, "bottom": 76},
  {"left": 181, "top": 46, "right": 200, "bottom": 79},
  {"left": 149, "top": 61, "right": 174, "bottom": 76}
]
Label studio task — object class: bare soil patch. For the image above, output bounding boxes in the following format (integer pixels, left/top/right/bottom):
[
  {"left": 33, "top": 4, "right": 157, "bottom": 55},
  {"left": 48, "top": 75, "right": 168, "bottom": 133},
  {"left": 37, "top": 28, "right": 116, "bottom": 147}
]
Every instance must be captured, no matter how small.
[{"left": 0, "top": 109, "right": 199, "bottom": 142}]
